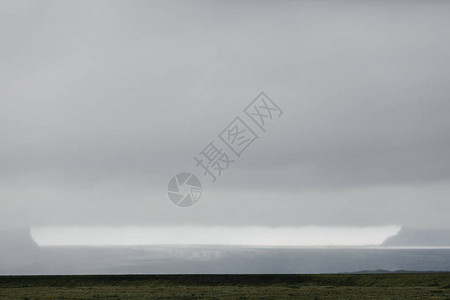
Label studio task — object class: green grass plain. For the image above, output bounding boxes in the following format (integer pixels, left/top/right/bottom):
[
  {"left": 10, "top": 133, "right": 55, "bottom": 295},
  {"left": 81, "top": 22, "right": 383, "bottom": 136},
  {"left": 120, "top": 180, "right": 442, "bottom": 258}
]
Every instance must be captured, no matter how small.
[{"left": 0, "top": 273, "right": 449, "bottom": 299}]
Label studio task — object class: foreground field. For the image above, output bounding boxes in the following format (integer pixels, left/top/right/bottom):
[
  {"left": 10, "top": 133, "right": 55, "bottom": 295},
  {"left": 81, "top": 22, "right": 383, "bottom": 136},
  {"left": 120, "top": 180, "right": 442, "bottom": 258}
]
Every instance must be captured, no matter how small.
[{"left": 0, "top": 273, "right": 449, "bottom": 299}]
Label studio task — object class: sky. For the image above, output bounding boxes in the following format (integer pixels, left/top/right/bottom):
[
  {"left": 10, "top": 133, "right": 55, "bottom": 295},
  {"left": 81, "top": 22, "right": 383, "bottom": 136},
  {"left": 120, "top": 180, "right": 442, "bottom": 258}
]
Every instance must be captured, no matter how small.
[
  {"left": 31, "top": 226, "right": 400, "bottom": 246},
  {"left": 1, "top": 0, "right": 450, "bottom": 237}
]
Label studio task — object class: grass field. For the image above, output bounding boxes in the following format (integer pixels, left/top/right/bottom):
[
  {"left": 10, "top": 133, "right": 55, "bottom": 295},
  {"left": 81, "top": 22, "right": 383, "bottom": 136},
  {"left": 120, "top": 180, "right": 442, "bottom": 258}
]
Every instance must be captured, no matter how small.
[{"left": 0, "top": 273, "right": 449, "bottom": 299}]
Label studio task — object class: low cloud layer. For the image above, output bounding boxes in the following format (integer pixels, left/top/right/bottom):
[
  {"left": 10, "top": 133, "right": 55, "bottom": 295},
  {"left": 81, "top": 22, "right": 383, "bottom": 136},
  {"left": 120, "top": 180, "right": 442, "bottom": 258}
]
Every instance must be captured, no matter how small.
[{"left": 1, "top": 1, "right": 450, "bottom": 229}]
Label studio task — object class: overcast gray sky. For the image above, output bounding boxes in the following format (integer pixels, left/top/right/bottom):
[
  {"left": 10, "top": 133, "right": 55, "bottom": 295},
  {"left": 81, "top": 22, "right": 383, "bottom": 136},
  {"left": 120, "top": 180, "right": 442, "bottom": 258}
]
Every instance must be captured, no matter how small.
[{"left": 1, "top": 0, "right": 450, "bottom": 230}]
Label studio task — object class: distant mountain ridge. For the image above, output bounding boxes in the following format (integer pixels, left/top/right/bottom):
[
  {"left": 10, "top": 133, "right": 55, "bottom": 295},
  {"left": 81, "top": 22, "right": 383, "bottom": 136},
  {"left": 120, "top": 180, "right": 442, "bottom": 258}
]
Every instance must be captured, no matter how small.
[
  {"left": 382, "top": 227, "right": 450, "bottom": 247},
  {"left": 0, "top": 228, "right": 38, "bottom": 251}
]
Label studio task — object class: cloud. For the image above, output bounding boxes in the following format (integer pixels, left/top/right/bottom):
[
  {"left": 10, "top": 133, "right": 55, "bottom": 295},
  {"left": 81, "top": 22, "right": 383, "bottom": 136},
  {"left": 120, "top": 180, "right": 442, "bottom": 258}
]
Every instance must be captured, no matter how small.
[
  {"left": 31, "top": 225, "right": 401, "bottom": 246},
  {"left": 1, "top": 0, "right": 450, "bottom": 229}
]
